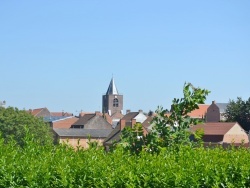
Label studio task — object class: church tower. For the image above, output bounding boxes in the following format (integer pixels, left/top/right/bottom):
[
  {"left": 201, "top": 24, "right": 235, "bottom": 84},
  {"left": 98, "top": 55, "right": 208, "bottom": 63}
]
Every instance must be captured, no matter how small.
[{"left": 102, "top": 77, "right": 123, "bottom": 116}]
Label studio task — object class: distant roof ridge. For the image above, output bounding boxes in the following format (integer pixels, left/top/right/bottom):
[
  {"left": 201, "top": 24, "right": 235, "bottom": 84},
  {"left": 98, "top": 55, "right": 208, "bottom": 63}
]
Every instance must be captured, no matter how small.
[
  {"left": 72, "top": 113, "right": 96, "bottom": 126},
  {"left": 121, "top": 112, "right": 139, "bottom": 120},
  {"left": 106, "top": 77, "right": 119, "bottom": 95},
  {"left": 28, "top": 107, "right": 48, "bottom": 116},
  {"left": 51, "top": 116, "right": 75, "bottom": 123}
]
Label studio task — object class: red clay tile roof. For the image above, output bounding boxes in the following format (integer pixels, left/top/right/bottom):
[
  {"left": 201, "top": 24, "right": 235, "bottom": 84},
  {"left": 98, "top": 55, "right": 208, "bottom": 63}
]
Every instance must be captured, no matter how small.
[
  {"left": 52, "top": 117, "right": 79, "bottom": 129},
  {"left": 188, "top": 104, "right": 209, "bottom": 118},
  {"left": 190, "top": 122, "right": 236, "bottom": 135},
  {"left": 29, "top": 108, "right": 44, "bottom": 116}
]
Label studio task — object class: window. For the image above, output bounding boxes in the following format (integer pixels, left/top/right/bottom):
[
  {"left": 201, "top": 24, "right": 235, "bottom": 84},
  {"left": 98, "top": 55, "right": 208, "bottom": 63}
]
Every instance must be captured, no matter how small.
[{"left": 113, "top": 98, "right": 119, "bottom": 107}]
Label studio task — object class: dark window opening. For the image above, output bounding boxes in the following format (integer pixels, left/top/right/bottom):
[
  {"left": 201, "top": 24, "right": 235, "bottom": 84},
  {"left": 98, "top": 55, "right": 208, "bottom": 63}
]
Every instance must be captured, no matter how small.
[{"left": 113, "top": 98, "right": 119, "bottom": 107}]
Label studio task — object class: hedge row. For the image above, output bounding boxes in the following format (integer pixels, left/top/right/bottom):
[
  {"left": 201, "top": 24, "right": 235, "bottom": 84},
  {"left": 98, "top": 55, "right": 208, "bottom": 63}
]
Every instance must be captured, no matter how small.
[{"left": 0, "top": 136, "right": 250, "bottom": 187}]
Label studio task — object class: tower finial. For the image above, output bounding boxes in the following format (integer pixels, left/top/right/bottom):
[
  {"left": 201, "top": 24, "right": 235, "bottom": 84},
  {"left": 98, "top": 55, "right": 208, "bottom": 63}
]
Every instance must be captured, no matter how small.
[{"left": 106, "top": 77, "right": 118, "bottom": 95}]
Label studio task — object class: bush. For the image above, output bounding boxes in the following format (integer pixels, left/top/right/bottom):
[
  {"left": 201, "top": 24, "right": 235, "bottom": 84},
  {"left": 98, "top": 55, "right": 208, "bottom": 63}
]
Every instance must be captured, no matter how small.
[{"left": 0, "top": 131, "right": 250, "bottom": 187}]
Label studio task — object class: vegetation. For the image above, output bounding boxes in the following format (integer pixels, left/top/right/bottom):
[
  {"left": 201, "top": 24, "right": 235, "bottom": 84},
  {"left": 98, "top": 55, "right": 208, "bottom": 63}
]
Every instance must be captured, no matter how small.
[
  {"left": 0, "top": 134, "right": 250, "bottom": 187},
  {"left": 225, "top": 97, "right": 250, "bottom": 132},
  {"left": 0, "top": 107, "right": 53, "bottom": 146},
  {"left": 121, "top": 82, "right": 210, "bottom": 154}
]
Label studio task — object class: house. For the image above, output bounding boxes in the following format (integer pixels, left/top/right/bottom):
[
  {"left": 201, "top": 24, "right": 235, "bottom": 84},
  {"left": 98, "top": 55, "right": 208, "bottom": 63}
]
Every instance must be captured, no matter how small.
[
  {"left": 188, "top": 104, "right": 209, "bottom": 120},
  {"left": 28, "top": 107, "right": 50, "bottom": 117},
  {"left": 142, "top": 116, "right": 154, "bottom": 133},
  {"left": 206, "top": 101, "right": 229, "bottom": 122},
  {"left": 28, "top": 107, "right": 74, "bottom": 122},
  {"left": 53, "top": 112, "right": 113, "bottom": 148},
  {"left": 103, "top": 110, "right": 148, "bottom": 148},
  {"left": 167, "top": 104, "right": 209, "bottom": 121},
  {"left": 53, "top": 128, "right": 113, "bottom": 148},
  {"left": 50, "top": 112, "right": 73, "bottom": 117},
  {"left": 120, "top": 110, "right": 147, "bottom": 130},
  {"left": 144, "top": 104, "right": 209, "bottom": 133},
  {"left": 79, "top": 112, "right": 113, "bottom": 125},
  {"left": 71, "top": 113, "right": 112, "bottom": 129},
  {"left": 103, "top": 124, "right": 122, "bottom": 149},
  {"left": 190, "top": 122, "right": 249, "bottom": 146},
  {"left": 52, "top": 116, "right": 79, "bottom": 129}
]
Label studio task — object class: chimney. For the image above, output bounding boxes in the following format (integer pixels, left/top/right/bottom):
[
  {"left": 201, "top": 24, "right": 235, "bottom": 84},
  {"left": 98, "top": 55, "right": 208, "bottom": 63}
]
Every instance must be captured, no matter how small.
[
  {"left": 120, "top": 119, "right": 126, "bottom": 130},
  {"left": 138, "top": 109, "right": 143, "bottom": 113},
  {"left": 212, "top": 101, "right": 216, "bottom": 104},
  {"left": 95, "top": 111, "right": 102, "bottom": 116},
  {"left": 126, "top": 109, "right": 131, "bottom": 114}
]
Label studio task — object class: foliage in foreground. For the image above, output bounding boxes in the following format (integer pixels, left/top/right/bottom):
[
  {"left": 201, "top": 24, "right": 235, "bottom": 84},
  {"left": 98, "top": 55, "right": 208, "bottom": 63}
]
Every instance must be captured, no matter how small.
[
  {"left": 1, "top": 132, "right": 250, "bottom": 187},
  {"left": 0, "top": 107, "right": 53, "bottom": 146},
  {"left": 121, "top": 82, "right": 210, "bottom": 154}
]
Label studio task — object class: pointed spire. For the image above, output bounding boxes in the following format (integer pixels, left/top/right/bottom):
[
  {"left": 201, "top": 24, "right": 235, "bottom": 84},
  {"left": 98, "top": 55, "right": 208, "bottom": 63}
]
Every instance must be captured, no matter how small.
[{"left": 106, "top": 77, "right": 119, "bottom": 95}]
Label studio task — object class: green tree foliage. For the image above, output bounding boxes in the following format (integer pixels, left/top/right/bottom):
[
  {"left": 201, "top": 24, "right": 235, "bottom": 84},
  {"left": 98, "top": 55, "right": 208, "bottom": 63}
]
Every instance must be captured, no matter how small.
[
  {"left": 121, "top": 83, "right": 210, "bottom": 153},
  {"left": 121, "top": 123, "right": 145, "bottom": 153},
  {"left": 225, "top": 97, "right": 250, "bottom": 132},
  {"left": 0, "top": 106, "right": 53, "bottom": 146}
]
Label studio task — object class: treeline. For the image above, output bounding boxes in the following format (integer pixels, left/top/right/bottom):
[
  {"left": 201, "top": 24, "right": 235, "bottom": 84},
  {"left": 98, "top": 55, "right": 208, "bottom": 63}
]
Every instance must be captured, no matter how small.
[{"left": 226, "top": 97, "right": 250, "bottom": 131}]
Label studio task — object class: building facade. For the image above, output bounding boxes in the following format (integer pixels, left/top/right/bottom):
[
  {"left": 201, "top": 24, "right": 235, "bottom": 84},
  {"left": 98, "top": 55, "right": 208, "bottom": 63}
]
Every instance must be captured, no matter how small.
[{"left": 206, "top": 101, "right": 228, "bottom": 122}]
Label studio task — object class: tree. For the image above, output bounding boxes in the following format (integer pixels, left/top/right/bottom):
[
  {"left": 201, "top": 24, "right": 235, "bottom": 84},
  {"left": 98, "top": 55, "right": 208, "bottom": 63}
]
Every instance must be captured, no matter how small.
[
  {"left": 0, "top": 106, "right": 53, "bottom": 146},
  {"left": 121, "top": 82, "right": 210, "bottom": 154},
  {"left": 225, "top": 97, "right": 250, "bottom": 132}
]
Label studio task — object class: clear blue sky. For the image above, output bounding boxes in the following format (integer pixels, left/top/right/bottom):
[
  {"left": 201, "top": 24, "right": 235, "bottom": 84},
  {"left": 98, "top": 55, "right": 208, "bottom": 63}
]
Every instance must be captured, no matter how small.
[{"left": 0, "top": 1, "right": 250, "bottom": 114}]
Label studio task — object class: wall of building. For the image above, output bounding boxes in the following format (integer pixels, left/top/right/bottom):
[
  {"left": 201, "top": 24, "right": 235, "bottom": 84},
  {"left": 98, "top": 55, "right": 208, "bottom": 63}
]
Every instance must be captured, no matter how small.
[
  {"left": 59, "top": 137, "right": 104, "bottom": 148},
  {"left": 206, "top": 103, "right": 220, "bottom": 122},
  {"left": 223, "top": 123, "right": 249, "bottom": 144},
  {"left": 102, "top": 94, "right": 123, "bottom": 115},
  {"left": 135, "top": 113, "right": 147, "bottom": 123}
]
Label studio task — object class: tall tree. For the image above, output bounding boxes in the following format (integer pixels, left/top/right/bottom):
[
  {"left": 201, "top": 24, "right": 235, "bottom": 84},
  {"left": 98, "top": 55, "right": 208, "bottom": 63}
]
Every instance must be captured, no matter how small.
[
  {"left": 0, "top": 107, "right": 53, "bottom": 146},
  {"left": 225, "top": 97, "right": 250, "bottom": 132}
]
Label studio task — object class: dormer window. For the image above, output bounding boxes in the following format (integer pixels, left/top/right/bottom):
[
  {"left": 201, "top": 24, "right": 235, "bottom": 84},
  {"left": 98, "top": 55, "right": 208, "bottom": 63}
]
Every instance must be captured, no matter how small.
[{"left": 113, "top": 98, "right": 119, "bottom": 107}]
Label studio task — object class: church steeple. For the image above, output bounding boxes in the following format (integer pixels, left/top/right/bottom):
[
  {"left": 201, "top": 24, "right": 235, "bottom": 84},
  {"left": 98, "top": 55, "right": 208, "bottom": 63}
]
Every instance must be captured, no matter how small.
[
  {"left": 106, "top": 77, "right": 119, "bottom": 95},
  {"left": 102, "top": 77, "right": 123, "bottom": 116}
]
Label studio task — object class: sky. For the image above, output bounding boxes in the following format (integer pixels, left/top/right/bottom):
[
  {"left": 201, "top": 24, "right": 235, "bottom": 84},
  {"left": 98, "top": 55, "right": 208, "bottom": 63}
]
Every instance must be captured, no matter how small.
[{"left": 0, "top": 1, "right": 250, "bottom": 115}]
